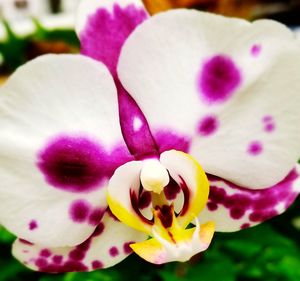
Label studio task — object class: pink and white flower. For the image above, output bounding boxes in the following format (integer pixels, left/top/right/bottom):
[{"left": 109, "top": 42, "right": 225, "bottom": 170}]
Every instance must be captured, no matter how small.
[{"left": 0, "top": 0, "right": 300, "bottom": 272}]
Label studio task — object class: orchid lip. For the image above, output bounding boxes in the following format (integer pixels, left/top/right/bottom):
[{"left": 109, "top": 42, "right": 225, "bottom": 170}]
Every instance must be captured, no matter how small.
[{"left": 107, "top": 150, "right": 215, "bottom": 264}]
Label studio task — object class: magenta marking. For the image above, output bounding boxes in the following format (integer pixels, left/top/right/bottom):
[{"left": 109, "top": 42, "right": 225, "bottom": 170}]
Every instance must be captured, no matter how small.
[
  {"left": 37, "top": 135, "right": 132, "bottom": 193},
  {"left": 29, "top": 220, "right": 38, "bottom": 231},
  {"left": 88, "top": 208, "right": 105, "bottom": 226},
  {"left": 52, "top": 255, "right": 63, "bottom": 264},
  {"left": 109, "top": 246, "right": 119, "bottom": 257},
  {"left": 69, "top": 200, "right": 91, "bottom": 223},
  {"left": 198, "top": 115, "right": 219, "bottom": 136},
  {"left": 207, "top": 202, "right": 218, "bottom": 211},
  {"left": 198, "top": 54, "right": 242, "bottom": 104},
  {"left": 92, "top": 260, "right": 104, "bottom": 270},
  {"left": 154, "top": 130, "right": 191, "bottom": 154},
  {"left": 241, "top": 223, "right": 250, "bottom": 230},
  {"left": 206, "top": 169, "right": 299, "bottom": 225},
  {"left": 35, "top": 258, "right": 48, "bottom": 268},
  {"left": 69, "top": 249, "right": 86, "bottom": 261},
  {"left": 40, "top": 249, "right": 52, "bottom": 258},
  {"left": 92, "top": 222, "right": 105, "bottom": 238},
  {"left": 80, "top": 4, "right": 148, "bottom": 77},
  {"left": 123, "top": 241, "right": 134, "bottom": 254},
  {"left": 19, "top": 239, "right": 33, "bottom": 246},
  {"left": 117, "top": 80, "right": 159, "bottom": 160},
  {"left": 251, "top": 44, "right": 262, "bottom": 57},
  {"left": 247, "top": 141, "right": 263, "bottom": 156},
  {"left": 262, "top": 115, "right": 276, "bottom": 133}
]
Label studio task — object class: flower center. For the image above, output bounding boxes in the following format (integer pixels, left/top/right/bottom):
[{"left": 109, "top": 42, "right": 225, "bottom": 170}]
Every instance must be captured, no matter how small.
[{"left": 107, "top": 150, "right": 215, "bottom": 264}]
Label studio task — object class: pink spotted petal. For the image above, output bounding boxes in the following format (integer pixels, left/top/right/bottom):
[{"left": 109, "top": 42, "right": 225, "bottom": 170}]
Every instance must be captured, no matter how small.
[
  {"left": 0, "top": 55, "right": 132, "bottom": 247},
  {"left": 12, "top": 213, "right": 147, "bottom": 273},
  {"left": 76, "top": 0, "right": 148, "bottom": 76},
  {"left": 118, "top": 10, "right": 300, "bottom": 189},
  {"left": 199, "top": 165, "right": 300, "bottom": 232}
]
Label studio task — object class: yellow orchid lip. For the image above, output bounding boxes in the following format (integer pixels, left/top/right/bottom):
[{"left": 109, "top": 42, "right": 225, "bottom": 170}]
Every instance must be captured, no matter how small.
[{"left": 107, "top": 150, "right": 215, "bottom": 264}]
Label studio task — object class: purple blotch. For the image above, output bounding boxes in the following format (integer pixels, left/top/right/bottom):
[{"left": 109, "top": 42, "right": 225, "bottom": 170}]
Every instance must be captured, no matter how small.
[
  {"left": 37, "top": 136, "right": 107, "bottom": 193},
  {"left": 247, "top": 141, "right": 263, "bottom": 156},
  {"left": 262, "top": 115, "right": 276, "bottom": 133},
  {"left": 37, "top": 135, "right": 132, "bottom": 193},
  {"left": 52, "top": 255, "right": 63, "bottom": 264},
  {"left": 207, "top": 202, "right": 218, "bottom": 211},
  {"left": 69, "top": 200, "right": 91, "bottom": 223},
  {"left": 109, "top": 246, "right": 119, "bottom": 257},
  {"left": 198, "top": 54, "right": 242, "bottom": 104},
  {"left": 206, "top": 169, "right": 299, "bottom": 224},
  {"left": 92, "top": 222, "right": 105, "bottom": 238},
  {"left": 80, "top": 4, "right": 148, "bottom": 77},
  {"left": 154, "top": 130, "right": 191, "bottom": 154},
  {"left": 88, "top": 208, "right": 105, "bottom": 226},
  {"left": 69, "top": 249, "right": 86, "bottom": 261},
  {"left": 29, "top": 220, "right": 38, "bottom": 231},
  {"left": 251, "top": 44, "right": 262, "bottom": 57},
  {"left": 117, "top": 81, "right": 158, "bottom": 160},
  {"left": 198, "top": 115, "right": 219, "bottom": 136},
  {"left": 92, "top": 260, "right": 104, "bottom": 270},
  {"left": 241, "top": 223, "right": 250, "bottom": 230},
  {"left": 40, "top": 249, "right": 52, "bottom": 258},
  {"left": 123, "top": 241, "right": 135, "bottom": 254}
]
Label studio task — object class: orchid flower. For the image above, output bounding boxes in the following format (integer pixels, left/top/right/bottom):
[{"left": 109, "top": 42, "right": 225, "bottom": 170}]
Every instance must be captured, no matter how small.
[{"left": 0, "top": 0, "right": 300, "bottom": 273}]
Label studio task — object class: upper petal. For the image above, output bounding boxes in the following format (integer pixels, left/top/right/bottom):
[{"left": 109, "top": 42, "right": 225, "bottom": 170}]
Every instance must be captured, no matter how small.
[
  {"left": 0, "top": 54, "right": 132, "bottom": 247},
  {"left": 76, "top": 0, "right": 148, "bottom": 76},
  {"left": 117, "top": 10, "right": 300, "bottom": 188}
]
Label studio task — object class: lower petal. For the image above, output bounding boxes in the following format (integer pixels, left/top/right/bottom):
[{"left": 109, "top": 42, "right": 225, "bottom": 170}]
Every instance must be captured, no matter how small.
[
  {"left": 12, "top": 213, "right": 147, "bottom": 272},
  {"left": 199, "top": 165, "right": 300, "bottom": 232}
]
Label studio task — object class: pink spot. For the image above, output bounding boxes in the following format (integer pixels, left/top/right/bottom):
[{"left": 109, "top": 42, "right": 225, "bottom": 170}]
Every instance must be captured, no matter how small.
[
  {"left": 29, "top": 220, "right": 38, "bottom": 231},
  {"left": 123, "top": 241, "right": 134, "bottom": 254},
  {"left": 37, "top": 136, "right": 108, "bottom": 193},
  {"left": 109, "top": 246, "right": 119, "bottom": 257},
  {"left": 198, "top": 54, "right": 242, "bottom": 104},
  {"left": 206, "top": 169, "right": 299, "bottom": 227},
  {"left": 230, "top": 208, "right": 245, "bottom": 219},
  {"left": 198, "top": 115, "right": 219, "bottom": 136},
  {"left": 251, "top": 44, "right": 262, "bottom": 57},
  {"left": 262, "top": 115, "right": 276, "bottom": 133},
  {"left": 92, "top": 222, "right": 105, "bottom": 237},
  {"left": 69, "top": 200, "right": 91, "bottom": 223},
  {"left": 92, "top": 260, "right": 104, "bottom": 269},
  {"left": 154, "top": 130, "right": 191, "bottom": 154},
  {"left": 40, "top": 249, "right": 52, "bottom": 258},
  {"left": 207, "top": 202, "right": 218, "bottom": 211},
  {"left": 69, "top": 249, "right": 86, "bottom": 261},
  {"left": 241, "top": 223, "right": 250, "bottom": 229},
  {"left": 52, "top": 255, "right": 63, "bottom": 264},
  {"left": 88, "top": 208, "right": 105, "bottom": 226},
  {"left": 247, "top": 141, "right": 263, "bottom": 156},
  {"left": 35, "top": 258, "right": 48, "bottom": 268},
  {"left": 80, "top": 4, "right": 148, "bottom": 77}
]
